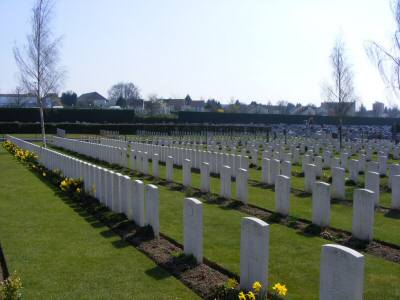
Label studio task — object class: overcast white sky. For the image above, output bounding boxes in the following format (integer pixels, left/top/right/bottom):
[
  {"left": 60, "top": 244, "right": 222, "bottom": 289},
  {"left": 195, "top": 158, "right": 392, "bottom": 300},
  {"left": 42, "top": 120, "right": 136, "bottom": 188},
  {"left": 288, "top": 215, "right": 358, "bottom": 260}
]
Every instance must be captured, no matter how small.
[{"left": 0, "top": 0, "right": 397, "bottom": 108}]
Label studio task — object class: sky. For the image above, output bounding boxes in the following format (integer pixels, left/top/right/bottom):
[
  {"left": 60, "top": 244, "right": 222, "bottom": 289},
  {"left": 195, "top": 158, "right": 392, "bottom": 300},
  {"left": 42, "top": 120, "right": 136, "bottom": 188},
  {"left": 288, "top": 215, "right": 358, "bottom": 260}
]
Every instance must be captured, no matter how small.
[{"left": 0, "top": 0, "right": 397, "bottom": 108}]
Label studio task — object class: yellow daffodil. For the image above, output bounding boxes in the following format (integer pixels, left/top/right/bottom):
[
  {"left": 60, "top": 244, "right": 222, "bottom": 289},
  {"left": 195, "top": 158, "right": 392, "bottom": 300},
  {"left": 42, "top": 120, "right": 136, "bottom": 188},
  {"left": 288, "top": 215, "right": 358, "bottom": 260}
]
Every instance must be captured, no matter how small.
[
  {"left": 226, "top": 278, "right": 238, "bottom": 289},
  {"left": 42, "top": 172, "right": 46, "bottom": 177},
  {"left": 247, "top": 291, "right": 255, "bottom": 300},
  {"left": 272, "top": 282, "right": 288, "bottom": 297},
  {"left": 252, "top": 281, "right": 262, "bottom": 292},
  {"left": 238, "top": 291, "right": 246, "bottom": 300}
]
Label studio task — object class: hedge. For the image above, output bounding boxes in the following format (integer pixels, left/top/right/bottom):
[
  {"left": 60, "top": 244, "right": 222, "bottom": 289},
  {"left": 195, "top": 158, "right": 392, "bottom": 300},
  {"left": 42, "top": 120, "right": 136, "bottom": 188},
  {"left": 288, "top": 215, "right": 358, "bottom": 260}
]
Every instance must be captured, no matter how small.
[{"left": 177, "top": 111, "right": 400, "bottom": 126}]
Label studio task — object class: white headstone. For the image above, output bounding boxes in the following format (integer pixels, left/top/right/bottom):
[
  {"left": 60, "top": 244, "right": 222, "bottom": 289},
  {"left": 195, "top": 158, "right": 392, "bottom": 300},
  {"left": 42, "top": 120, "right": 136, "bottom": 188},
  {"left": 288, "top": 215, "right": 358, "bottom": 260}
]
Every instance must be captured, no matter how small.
[
  {"left": 331, "top": 167, "right": 345, "bottom": 200},
  {"left": 391, "top": 175, "right": 400, "bottom": 209},
  {"left": 365, "top": 171, "right": 379, "bottom": 205},
  {"left": 240, "top": 217, "right": 269, "bottom": 293},
  {"left": 200, "top": 162, "right": 210, "bottom": 193},
  {"left": 275, "top": 175, "right": 291, "bottom": 215},
  {"left": 220, "top": 165, "right": 232, "bottom": 199},
  {"left": 183, "top": 158, "right": 192, "bottom": 187},
  {"left": 183, "top": 198, "right": 203, "bottom": 263},
  {"left": 236, "top": 168, "right": 248, "bottom": 204},
  {"left": 320, "top": 244, "right": 364, "bottom": 300},
  {"left": 312, "top": 182, "right": 331, "bottom": 227},
  {"left": 145, "top": 184, "right": 160, "bottom": 238},
  {"left": 166, "top": 156, "right": 174, "bottom": 182},
  {"left": 352, "top": 189, "right": 375, "bottom": 241},
  {"left": 132, "top": 180, "right": 145, "bottom": 227}
]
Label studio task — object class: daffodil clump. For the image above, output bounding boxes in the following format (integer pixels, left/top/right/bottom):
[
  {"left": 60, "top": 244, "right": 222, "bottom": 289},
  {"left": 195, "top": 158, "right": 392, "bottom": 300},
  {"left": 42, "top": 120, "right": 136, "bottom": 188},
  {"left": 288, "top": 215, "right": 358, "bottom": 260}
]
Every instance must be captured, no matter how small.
[
  {"left": 2, "top": 141, "right": 37, "bottom": 163},
  {"left": 271, "top": 283, "right": 287, "bottom": 298},
  {"left": 0, "top": 271, "right": 23, "bottom": 300},
  {"left": 14, "top": 149, "right": 37, "bottom": 163},
  {"left": 59, "top": 177, "right": 82, "bottom": 194},
  {"left": 214, "top": 279, "right": 287, "bottom": 299},
  {"left": 2, "top": 141, "right": 16, "bottom": 153}
]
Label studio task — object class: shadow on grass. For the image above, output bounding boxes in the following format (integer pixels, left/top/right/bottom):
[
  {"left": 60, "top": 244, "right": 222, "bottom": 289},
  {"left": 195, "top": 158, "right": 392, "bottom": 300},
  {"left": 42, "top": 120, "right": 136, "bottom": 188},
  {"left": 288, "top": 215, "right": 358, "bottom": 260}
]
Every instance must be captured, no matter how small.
[
  {"left": 385, "top": 209, "right": 400, "bottom": 219},
  {"left": 145, "top": 266, "right": 171, "bottom": 280},
  {"left": 25, "top": 164, "right": 148, "bottom": 251}
]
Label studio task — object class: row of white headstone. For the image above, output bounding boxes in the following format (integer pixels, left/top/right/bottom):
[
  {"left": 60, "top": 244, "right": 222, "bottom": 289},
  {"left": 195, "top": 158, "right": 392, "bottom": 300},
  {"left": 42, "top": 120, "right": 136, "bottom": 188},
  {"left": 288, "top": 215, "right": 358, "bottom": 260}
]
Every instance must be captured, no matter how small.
[
  {"left": 51, "top": 136, "right": 386, "bottom": 242},
  {"left": 7, "top": 135, "right": 368, "bottom": 300},
  {"left": 185, "top": 197, "right": 365, "bottom": 300},
  {"left": 7, "top": 135, "right": 159, "bottom": 236}
]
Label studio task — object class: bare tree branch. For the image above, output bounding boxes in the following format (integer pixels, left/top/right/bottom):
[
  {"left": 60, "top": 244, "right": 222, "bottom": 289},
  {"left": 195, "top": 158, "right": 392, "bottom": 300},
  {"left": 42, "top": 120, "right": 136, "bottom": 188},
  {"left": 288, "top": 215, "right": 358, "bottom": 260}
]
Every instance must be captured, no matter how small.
[
  {"left": 366, "top": 0, "right": 400, "bottom": 100},
  {"left": 13, "top": 0, "right": 64, "bottom": 147}
]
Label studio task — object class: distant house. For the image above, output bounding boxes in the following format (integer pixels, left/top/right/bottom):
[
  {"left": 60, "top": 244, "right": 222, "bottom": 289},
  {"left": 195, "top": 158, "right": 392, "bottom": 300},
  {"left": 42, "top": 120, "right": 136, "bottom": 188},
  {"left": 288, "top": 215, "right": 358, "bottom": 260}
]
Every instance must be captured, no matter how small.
[
  {"left": 161, "top": 95, "right": 205, "bottom": 113},
  {"left": 127, "top": 99, "right": 145, "bottom": 113},
  {"left": 0, "top": 93, "right": 61, "bottom": 108},
  {"left": 77, "top": 92, "right": 108, "bottom": 107},
  {"left": 320, "top": 101, "right": 356, "bottom": 116},
  {"left": 290, "top": 105, "right": 317, "bottom": 116}
]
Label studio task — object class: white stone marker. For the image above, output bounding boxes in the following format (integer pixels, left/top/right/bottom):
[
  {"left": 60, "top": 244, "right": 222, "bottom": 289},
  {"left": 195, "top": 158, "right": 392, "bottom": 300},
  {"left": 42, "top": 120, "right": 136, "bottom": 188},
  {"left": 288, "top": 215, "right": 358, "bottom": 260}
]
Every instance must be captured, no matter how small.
[
  {"left": 166, "top": 156, "right": 174, "bottom": 182},
  {"left": 388, "top": 163, "right": 400, "bottom": 189},
  {"left": 106, "top": 170, "right": 114, "bottom": 208},
  {"left": 365, "top": 171, "right": 380, "bottom": 205},
  {"left": 281, "top": 160, "right": 291, "bottom": 177},
  {"left": 349, "top": 159, "right": 359, "bottom": 183},
  {"left": 183, "top": 158, "right": 192, "bottom": 187},
  {"left": 200, "top": 162, "right": 210, "bottom": 193},
  {"left": 183, "top": 198, "right": 203, "bottom": 263},
  {"left": 120, "top": 175, "right": 131, "bottom": 215},
  {"left": 145, "top": 184, "right": 160, "bottom": 238},
  {"left": 315, "top": 156, "right": 323, "bottom": 177},
  {"left": 331, "top": 157, "right": 340, "bottom": 169},
  {"left": 152, "top": 153, "right": 159, "bottom": 178},
  {"left": 304, "top": 163, "right": 317, "bottom": 193},
  {"left": 269, "top": 159, "right": 280, "bottom": 186},
  {"left": 312, "top": 182, "right": 331, "bottom": 227},
  {"left": 133, "top": 180, "right": 145, "bottom": 227},
  {"left": 240, "top": 217, "right": 269, "bottom": 293},
  {"left": 220, "top": 165, "right": 232, "bottom": 199},
  {"left": 275, "top": 175, "right": 291, "bottom": 215},
  {"left": 236, "top": 168, "right": 248, "bottom": 204},
  {"left": 378, "top": 156, "right": 387, "bottom": 175},
  {"left": 391, "top": 175, "right": 400, "bottom": 209},
  {"left": 352, "top": 189, "right": 375, "bottom": 241},
  {"left": 331, "top": 167, "right": 345, "bottom": 200},
  {"left": 320, "top": 244, "right": 364, "bottom": 300},
  {"left": 261, "top": 158, "right": 270, "bottom": 184},
  {"left": 111, "top": 172, "right": 120, "bottom": 212},
  {"left": 100, "top": 168, "right": 107, "bottom": 204},
  {"left": 142, "top": 152, "right": 149, "bottom": 175}
]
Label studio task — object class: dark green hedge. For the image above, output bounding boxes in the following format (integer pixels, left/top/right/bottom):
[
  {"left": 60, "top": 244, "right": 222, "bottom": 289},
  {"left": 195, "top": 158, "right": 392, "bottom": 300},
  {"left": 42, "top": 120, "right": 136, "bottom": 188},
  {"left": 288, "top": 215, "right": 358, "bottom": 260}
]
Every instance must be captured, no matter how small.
[
  {"left": 0, "top": 108, "right": 138, "bottom": 123},
  {"left": 178, "top": 111, "right": 400, "bottom": 126}
]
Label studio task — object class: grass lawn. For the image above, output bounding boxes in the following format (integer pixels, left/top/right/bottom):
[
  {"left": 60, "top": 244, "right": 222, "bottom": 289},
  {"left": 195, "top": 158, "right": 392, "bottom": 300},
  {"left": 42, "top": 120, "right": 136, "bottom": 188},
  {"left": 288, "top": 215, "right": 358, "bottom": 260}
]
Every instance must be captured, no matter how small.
[
  {"left": 0, "top": 148, "right": 199, "bottom": 299},
  {"left": 44, "top": 144, "right": 400, "bottom": 299},
  {"left": 142, "top": 159, "right": 400, "bottom": 245}
]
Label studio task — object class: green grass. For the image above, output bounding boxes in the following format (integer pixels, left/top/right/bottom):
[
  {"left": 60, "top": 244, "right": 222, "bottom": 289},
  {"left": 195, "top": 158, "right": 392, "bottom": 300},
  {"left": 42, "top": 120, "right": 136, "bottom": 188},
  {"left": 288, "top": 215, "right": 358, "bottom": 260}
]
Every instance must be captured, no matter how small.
[
  {"left": 143, "top": 159, "right": 400, "bottom": 246},
  {"left": 154, "top": 185, "right": 400, "bottom": 300},
  {"left": 0, "top": 148, "right": 199, "bottom": 299},
  {"left": 44, "top": 145, "right": 400, "bottom": 299}
]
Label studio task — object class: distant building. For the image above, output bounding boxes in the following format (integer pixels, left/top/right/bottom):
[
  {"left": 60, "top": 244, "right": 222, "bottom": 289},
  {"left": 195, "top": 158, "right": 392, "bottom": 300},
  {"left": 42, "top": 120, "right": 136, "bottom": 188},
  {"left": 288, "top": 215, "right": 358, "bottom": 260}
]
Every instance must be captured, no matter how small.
[
  {"left": 320, "top": 101, "right": 356, "bottom": 116},
  {"left": 77, "top": 92, "right": 108, "bottom": 107},
  {"left": 372, "top": 101, "right": 385, "bottom": 117},
  {"left": 160, "top": 95, "right": 205, "bottom": 113},
  {"left": 0, "top": 93, "right": 61, "bottom": 108},
  {"left": 290, "top": 105, "right": 317, "bottom": 116},
  {"left": 128, "top": 99, "right": 145, "bottom": 113}
]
